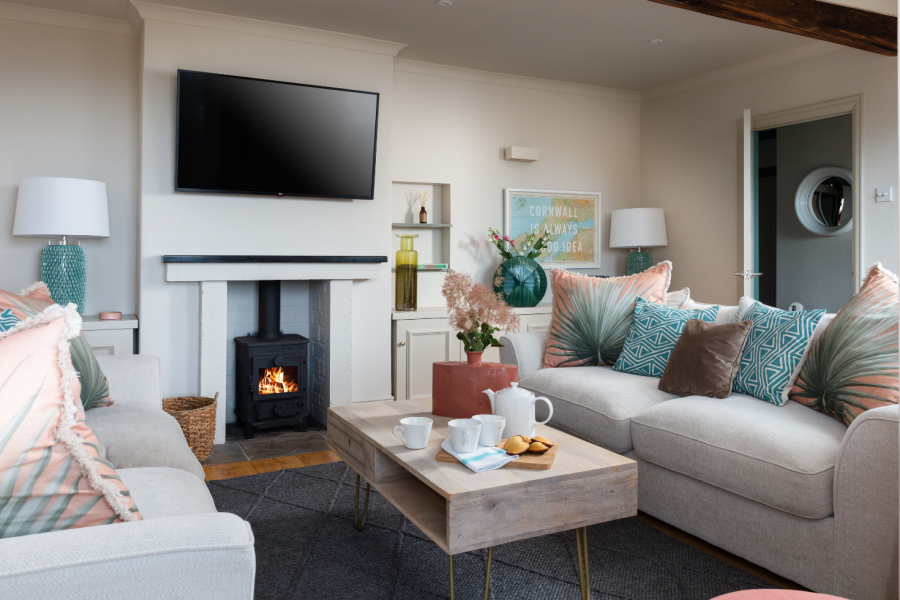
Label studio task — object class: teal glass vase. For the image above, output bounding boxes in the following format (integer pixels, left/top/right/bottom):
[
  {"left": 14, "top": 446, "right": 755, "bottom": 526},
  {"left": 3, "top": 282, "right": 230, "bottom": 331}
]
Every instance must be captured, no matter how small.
[
  {"left": 626, "top": 251, "right": 652, "bottom": 275},
  {"left": 494, "top": 257, "right": 547, "bottom": 307},
  {"left": 40, "top": 244, "right": 86, "bottom": 314}
]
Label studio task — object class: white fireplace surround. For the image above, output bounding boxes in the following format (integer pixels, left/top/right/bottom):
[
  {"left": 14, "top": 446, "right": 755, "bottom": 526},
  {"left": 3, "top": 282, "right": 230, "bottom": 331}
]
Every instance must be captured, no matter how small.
[{"left": 165, "top": 259, "right": 383, "bottom": 443}]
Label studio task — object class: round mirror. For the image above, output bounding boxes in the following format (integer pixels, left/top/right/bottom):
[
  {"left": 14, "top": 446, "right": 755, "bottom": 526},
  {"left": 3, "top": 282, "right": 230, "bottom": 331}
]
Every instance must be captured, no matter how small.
[{"left": 795, "top": 166, "right": 853, "bottom": 236}]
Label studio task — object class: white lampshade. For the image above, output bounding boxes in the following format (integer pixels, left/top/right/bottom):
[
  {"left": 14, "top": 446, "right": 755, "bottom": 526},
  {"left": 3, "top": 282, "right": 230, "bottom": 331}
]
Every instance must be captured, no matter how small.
[
  {"left": 609, "top": 208, "right": 667, "bottom": 249},
  {"left": 14, "top": 177, "right": 110, "bottom": 238}
]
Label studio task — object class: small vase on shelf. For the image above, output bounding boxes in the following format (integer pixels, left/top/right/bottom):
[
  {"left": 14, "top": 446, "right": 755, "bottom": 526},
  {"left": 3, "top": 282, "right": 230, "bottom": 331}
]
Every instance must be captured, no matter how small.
[
  {"left": 419, "top": 207, "right": 427, "bottom": 223},
  {"left": 395, "top": 234, "right": 418, "bottom": 312}
]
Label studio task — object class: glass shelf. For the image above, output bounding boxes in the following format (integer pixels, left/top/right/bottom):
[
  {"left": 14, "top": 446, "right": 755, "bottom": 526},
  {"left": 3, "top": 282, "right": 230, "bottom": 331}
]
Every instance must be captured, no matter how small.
[{"left": 391, "top": 223, "right": 452, "bottom": 229}]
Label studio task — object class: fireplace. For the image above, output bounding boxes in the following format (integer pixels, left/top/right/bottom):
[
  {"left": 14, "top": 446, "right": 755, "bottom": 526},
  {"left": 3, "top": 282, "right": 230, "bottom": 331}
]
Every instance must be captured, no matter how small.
[{"left": 234, "top": 281, "right": 309, "bottom": 439}]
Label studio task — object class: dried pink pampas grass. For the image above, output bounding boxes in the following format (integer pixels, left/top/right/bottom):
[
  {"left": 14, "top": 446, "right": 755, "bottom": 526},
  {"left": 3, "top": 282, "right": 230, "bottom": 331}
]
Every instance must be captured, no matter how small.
[{"left": 441, "top": 270, "right": 519, "bottom": 352}]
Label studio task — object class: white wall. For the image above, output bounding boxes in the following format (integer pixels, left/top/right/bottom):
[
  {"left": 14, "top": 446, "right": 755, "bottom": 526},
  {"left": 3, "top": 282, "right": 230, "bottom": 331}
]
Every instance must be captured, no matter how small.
[
  {"left": 642, "top": 47, "right": 899, "bottom": 304},
  {"left": 0, "top": 14, "right": 139, "bottom": 314},
  {"left": 136, "top": 8, "right": 401, "bottom": 402},
  {"left": 392, "top": 61, "right": 642, "bottom": 307}
]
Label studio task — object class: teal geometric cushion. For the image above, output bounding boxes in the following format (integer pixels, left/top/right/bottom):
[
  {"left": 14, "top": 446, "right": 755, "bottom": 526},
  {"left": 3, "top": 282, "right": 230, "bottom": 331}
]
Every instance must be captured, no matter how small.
[
  {"left": 733, "top": 303, "right": 825, "bottom": 405},
  {"left": 0, "top": 309, "right": 16, "bottom": 332},
  {"left": 612, "top": 298, "right": 719, "bottom": 378}
]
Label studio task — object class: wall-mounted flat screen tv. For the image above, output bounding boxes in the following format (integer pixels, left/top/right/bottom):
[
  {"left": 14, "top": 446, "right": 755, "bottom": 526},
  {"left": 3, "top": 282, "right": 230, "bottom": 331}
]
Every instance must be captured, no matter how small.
[{"left": 176, "top": 70, "right": 379, "bottom": 199}]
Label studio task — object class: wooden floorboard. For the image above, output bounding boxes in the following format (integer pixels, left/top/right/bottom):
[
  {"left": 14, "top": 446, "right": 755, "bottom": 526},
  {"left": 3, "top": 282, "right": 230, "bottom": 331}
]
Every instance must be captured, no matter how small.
[{"left": 204, "top": 450, "right": 797, "bottom": 590}]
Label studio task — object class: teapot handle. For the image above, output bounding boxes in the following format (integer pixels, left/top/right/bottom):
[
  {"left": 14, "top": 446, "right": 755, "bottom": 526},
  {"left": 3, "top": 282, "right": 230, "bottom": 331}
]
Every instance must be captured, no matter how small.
[{"left": 534, "top": 397, "right": 554, "bottom": 426}]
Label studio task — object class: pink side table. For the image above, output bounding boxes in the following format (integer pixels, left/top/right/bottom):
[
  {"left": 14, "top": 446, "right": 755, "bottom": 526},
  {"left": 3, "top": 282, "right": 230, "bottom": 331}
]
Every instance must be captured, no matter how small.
[{"left": 714, "top": 591, "right": 847, "bottom": 600}]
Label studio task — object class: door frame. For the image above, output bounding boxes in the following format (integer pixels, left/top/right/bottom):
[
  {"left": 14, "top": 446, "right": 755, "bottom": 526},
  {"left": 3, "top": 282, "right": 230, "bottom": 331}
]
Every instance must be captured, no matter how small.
[{"left": 743, "top": 95, "right": 863, "bottom": 295}]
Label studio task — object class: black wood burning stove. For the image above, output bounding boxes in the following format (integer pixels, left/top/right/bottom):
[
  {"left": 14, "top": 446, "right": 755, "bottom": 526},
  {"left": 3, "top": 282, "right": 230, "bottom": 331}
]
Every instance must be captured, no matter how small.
[{"left": 234, "top": 281, "right": 309, "bottom": 439}]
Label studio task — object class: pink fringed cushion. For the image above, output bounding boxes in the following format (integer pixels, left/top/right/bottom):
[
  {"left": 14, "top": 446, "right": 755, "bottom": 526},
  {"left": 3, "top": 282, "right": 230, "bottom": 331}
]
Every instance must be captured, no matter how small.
[
  {"left": 543, "top": 262, "right": 672, "bottom": 368},
  {"left": 0, "top": 304, "right": 140, "bottom": 538},
  {"left": 0, "top": 282, "right": 111, "bottom": 410},
  {"left": 789, "top": 263, "right": 899, "bottom": 426}
]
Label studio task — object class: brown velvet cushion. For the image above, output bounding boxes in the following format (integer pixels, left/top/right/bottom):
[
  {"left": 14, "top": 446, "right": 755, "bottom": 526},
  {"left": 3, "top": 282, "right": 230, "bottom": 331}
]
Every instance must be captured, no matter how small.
[{"left": 658, "top": 319, "right": 753, "bottom": 399}]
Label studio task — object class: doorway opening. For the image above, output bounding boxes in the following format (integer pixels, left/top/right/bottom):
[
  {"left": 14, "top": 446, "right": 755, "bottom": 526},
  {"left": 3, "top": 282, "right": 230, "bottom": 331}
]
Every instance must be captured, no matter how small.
[{"left": 753, "top": 114, "right": 854, "bottom": 312}]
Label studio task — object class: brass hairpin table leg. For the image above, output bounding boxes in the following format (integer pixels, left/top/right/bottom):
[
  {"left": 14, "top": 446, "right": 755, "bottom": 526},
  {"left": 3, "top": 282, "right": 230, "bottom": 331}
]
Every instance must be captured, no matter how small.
[
  {"left": 575, "top": 527, "right": 591, "bottom": 600},
  {"left": 484, "top": 546, "right": 493, "bottom": 600},
  {"left": 354, "top": 474, "right": 370, "bottom": 531},
  {"left": 449, "top": 554, "right": 455, "bottom": 600}
]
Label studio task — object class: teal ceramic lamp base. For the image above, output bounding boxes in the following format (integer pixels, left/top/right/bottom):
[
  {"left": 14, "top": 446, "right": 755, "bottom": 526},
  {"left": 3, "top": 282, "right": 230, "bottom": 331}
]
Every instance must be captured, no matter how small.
[
  {"left": 40, "top": 244, "right": 86, "bottom": 314},
  {"left": 626, "top": 251, "right": 652, "bottom": 275}
]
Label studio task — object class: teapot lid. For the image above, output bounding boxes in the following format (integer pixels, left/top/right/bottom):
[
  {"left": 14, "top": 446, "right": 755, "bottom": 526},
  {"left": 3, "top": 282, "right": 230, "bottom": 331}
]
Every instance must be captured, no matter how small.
[{"left": 498, "top": 382, "right": 532, "bottom": 398}]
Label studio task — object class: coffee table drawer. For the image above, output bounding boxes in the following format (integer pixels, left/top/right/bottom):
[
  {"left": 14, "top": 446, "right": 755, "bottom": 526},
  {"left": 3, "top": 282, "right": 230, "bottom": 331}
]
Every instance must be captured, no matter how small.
[{"left": 329, "top": 420, "right": 368, "bottom": 472}]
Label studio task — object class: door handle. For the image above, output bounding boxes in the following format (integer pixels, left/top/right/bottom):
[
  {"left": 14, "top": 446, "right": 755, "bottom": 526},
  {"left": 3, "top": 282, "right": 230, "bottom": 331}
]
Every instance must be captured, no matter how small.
[{"left": 734, "top": 270, "right": 763, "bottom": 280}]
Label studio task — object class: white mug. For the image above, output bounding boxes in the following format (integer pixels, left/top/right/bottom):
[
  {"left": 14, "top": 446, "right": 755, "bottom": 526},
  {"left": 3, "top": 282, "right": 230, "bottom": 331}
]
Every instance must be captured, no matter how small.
[
  {"left": 392, "top": 417, "right": 433, "bottom": 450},
  {"left": 448, "top": 419, "right": 482, "bottom": 454},
  {"left": 472, "top": 414, "right": 506, "bottom": 447}
]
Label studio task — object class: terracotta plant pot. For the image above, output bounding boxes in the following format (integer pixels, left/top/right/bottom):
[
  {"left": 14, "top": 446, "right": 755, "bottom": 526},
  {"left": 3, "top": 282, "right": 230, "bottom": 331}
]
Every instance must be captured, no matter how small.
[
  {"left": 466, "top": 351, "right": 484, "bottom": 365},
  {"left": 432, "top": 360, "right": 518, "bottom": 419}
]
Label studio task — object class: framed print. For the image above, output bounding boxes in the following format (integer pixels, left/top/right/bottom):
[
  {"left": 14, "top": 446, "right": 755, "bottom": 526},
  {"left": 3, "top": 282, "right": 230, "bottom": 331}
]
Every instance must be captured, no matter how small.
[{"left": 504, "top": 188, "right": 601, "bottom": 268}]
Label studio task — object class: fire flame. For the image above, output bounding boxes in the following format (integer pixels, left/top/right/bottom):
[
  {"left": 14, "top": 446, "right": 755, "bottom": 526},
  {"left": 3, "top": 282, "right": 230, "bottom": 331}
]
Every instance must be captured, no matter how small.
[{"left": 259, "top": 367, "right": 298, "bottom": 395}]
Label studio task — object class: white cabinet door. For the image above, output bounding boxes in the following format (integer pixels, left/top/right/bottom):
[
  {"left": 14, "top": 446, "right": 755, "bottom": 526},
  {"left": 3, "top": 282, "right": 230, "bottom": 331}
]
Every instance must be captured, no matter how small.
[
  {"left": 518, "top": 313, "right": 552, "bottom": 333},
  {"left": 82, "top": 329, "right": 135, "bottom": 358},
  {"left": 393, "top": 318, "right": 462, "bottom": 401}
]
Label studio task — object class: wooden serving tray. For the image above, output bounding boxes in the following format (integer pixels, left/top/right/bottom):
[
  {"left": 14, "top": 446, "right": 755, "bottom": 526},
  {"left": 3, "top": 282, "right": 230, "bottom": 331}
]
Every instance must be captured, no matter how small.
[{"left": 435, "top": 438, "right": 559, "bottom": 470}]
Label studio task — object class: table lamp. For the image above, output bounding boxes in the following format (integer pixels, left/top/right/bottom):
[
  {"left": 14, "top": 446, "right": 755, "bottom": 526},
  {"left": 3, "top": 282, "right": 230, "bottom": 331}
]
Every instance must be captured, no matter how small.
[
  {"left": 14, "top": 177, "right": 110, "bottom": 314},
  {"left": 609, "top": 208, "right": 667, "bottom": 275}
]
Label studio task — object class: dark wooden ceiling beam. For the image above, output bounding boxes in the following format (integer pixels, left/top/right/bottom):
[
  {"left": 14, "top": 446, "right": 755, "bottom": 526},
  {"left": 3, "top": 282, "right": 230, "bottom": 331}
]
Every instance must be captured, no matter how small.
[{"left": 647, "top": 0, "right": 896, "bottom": 56}]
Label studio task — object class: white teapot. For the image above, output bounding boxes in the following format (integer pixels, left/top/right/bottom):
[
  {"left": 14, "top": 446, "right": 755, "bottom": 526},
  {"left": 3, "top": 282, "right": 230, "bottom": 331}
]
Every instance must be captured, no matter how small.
[{"left": 483, "top": 383, "right": 553, "bottom": 439}]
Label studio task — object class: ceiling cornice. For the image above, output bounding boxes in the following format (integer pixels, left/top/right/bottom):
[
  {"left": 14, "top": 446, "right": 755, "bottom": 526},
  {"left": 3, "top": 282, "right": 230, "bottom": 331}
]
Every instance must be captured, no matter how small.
[
  {"left": 0, "top": 1, "right": 136, "bottom": 36},
  {"left": 641, "top": 41, "right": 842, "bottom": 101},
  {"left": 394, "top": 59, "right": 641, "bottom": 103},
  {"left": 129, "top": 1, "right": 407, "bottom": 57}
]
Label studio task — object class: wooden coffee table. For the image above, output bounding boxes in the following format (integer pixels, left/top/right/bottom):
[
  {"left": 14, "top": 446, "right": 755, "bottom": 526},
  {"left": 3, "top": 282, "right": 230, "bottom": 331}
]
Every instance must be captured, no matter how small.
[{"left": 327, "top": 400, "right": 637, "bottom": 599}]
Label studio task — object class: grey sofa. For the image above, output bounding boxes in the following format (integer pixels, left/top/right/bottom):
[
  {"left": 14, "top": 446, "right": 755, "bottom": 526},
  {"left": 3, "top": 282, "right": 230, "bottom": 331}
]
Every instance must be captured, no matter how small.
[
  {"left": 0, "top": 355, "right": 256, "bottom": 600},
  {"left": 500, "top": 331, "right": 899, "bottom": 600}
]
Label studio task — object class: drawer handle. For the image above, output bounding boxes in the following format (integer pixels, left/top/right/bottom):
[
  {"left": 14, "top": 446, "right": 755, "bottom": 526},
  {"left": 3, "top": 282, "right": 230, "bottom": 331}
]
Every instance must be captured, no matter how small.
[{"left": 399, "top": 341, "right": 406, "bottom": 346}]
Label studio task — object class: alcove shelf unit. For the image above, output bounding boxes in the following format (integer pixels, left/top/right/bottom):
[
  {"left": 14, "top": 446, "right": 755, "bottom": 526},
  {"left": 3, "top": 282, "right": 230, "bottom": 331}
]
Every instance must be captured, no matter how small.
[{"left": 391, "top": 181, "right": 452, "bottom": 278}]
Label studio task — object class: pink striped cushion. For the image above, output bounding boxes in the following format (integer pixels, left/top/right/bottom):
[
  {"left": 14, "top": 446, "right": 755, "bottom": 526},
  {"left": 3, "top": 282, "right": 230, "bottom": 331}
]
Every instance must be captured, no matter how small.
[{"left": 0, "top": 304, "right": 140, "bottom": 538}]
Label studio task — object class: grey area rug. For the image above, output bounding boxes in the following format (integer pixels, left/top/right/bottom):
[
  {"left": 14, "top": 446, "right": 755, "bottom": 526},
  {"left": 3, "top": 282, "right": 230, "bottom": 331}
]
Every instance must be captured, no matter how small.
[{"left": 208, "top": 462, "right": 769, "bottom": 600}]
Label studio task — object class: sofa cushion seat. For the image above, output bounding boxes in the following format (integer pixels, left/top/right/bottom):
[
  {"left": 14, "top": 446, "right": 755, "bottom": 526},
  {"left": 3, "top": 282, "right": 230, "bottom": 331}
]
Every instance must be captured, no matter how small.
[
  {"left": 631, "top": 395, "right": 848, "bottom": 519},
  {"left": 85, "top": 405, "right": 205, "bottom": 479},
  {"left": 518, "top": 366, "right": 676, "bottom": 453},
  {"left": 119, "top": 467, "right": 217, "bottom": 520}
]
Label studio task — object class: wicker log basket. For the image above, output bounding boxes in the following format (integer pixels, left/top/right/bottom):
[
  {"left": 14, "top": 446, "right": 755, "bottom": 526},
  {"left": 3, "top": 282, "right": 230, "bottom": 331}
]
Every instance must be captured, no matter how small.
[{"left": 162, "top": 393, "right": 218, "bottom": 461}]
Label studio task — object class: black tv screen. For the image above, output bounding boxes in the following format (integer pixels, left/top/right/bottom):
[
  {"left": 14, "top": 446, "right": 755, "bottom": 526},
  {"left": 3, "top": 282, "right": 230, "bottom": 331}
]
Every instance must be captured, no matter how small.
[{"left": 175, "top": 70, "right": 379, "bottom": 199}]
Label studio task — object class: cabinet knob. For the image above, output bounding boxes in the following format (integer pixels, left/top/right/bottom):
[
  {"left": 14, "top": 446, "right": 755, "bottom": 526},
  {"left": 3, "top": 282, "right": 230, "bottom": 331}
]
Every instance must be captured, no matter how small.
[{"left": 399, "top": 341, "right": 406, "bottom": 346}]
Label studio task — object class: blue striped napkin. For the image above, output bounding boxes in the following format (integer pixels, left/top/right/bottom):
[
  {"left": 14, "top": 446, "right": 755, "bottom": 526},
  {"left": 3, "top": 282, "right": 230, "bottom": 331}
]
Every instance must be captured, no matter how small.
[{"left": 440, "top": 437, "right": 518, "bottom": 473}]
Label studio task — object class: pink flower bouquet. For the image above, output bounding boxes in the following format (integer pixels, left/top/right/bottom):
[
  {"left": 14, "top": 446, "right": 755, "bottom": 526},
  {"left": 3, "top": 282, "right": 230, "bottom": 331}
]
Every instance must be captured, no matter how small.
[{"left": 441, "top": 270, "right": 519, "bottom": 352}]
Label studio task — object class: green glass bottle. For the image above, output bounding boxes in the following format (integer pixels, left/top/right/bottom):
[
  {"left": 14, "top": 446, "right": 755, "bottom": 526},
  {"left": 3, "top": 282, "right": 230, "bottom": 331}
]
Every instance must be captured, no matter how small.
[{"left": 395, "top": 234, "right": 418, "bottom": 311}]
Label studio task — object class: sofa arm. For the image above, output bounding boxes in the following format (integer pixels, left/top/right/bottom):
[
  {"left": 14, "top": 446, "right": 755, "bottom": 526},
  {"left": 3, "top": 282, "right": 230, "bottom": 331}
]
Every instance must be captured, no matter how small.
[
  {"left": 499, "top": 331, "right": 549, "bottom": 379},
  {"left": 96, "top": 355, "right": 162, "bottom": 409},
  {"left": 0, "top": 513, "right": 255, "bottom": 600},
  {"left": 833, "top": 405, "right": 899, "bottom": 600}
]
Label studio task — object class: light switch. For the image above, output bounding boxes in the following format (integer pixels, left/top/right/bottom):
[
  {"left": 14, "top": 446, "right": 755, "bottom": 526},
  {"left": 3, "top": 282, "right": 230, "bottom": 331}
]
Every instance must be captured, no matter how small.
[{"left": 876, "top": 187, "right": 892, "bottom": 202}]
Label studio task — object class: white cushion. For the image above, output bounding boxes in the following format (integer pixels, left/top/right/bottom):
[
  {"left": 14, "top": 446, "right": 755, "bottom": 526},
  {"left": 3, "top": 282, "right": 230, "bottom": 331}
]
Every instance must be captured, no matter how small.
[
  {"left": 86, "top": 405, "right": 205, "bottom": 479},
  {"left": 119, "top": 467, "right": 218, "bottom": 520},
  {"left": 632, "top": 394, "right": 847, "bottom": 519},
  {"left": 519, "top": 366, "right": 675, "bottom": 453}
]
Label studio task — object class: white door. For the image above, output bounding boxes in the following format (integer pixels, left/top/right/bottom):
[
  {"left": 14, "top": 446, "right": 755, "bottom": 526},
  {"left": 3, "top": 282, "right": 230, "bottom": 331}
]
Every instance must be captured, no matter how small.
[{"left": 740, "top": 108, "right": 761, "bottom": 298}]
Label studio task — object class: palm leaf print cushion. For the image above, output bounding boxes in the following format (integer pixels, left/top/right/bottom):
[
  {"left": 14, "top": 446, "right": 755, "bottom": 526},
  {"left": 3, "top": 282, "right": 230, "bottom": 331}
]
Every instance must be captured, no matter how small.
[
  {"left": 790, "top": 263, "right": 899, "bottom": 425},
  {"left": 542, "top": 262, "right": 672, "bottom": 368},
  {"left": 0, "top": 282, "right": 111, "bottom": 410},
  {"left": 0, "top": 304, "right": 140, "bottom": 538}
]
